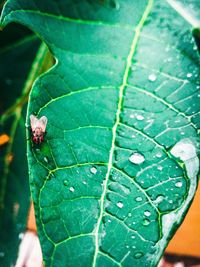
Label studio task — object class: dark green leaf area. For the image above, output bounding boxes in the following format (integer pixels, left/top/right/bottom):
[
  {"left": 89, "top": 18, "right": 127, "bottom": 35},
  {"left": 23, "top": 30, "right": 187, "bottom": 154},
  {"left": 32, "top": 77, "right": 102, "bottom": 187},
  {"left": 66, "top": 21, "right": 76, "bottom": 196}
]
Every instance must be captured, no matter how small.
[
  {"left": 52, "top": 235, "right": 95, "bottom": 267},
  {"left": 0, "top": 32, "right": 40, "bottom": 113},
  {"left": 1, "top": 0, "right": 199, "bottom": 267},
  {"left": 0, "top": 109, "right": 29, "bottom": 267}
]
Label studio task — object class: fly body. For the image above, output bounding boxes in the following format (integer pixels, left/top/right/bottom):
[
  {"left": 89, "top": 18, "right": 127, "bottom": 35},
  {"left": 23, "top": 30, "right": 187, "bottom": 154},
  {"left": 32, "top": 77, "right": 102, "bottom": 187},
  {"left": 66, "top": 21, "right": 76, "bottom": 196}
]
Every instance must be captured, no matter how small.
[{"left": 30, "top": 115, "right": 47, "bottom": 144}]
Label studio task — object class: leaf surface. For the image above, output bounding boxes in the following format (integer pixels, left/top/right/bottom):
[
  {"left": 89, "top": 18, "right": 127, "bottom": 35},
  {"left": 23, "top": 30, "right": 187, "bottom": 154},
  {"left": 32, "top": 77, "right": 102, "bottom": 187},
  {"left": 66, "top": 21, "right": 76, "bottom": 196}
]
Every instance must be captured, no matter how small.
[{"left": 1, "top": 1, "right": 199, "bottom": 266}]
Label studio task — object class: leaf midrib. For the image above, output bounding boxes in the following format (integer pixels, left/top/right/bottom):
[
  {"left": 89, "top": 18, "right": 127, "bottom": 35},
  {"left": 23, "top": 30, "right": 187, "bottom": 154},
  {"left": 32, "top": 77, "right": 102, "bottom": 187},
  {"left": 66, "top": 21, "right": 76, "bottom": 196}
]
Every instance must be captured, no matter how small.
[{"left": 92, "top": 0, "right": 154, "bottom": 266}]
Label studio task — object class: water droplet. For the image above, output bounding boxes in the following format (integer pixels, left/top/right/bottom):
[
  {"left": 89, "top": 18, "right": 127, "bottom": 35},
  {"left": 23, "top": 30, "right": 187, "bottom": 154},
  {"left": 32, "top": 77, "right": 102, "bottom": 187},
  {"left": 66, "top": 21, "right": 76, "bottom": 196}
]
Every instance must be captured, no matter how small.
[
  {"left": 148, "top": 74, "right": 157, "bottom": 82},
  {"left": 132, "top": 134, "right": 136, "bottom": 138},
  {"left": 117, "top": 201, "right": 123, "bottom": 208},
  {"left": 82, "top": 180, "right": 87, "bottom": 185},
  {"left": 143, "top": 219, "right": 150, "bottom": 226},
  {"left": 132, "top": 245, "right": 136, "bottom": 249},
  {"left": 135, "top": 196, "right": 143, "bottom": 202},
  {"left": 90, "top": 167, "right": 97, "bottom": 174},
  {"left": 63, "top": 180, "right": 68, "bottom": 186},
  {"left": 35, "top": 148, "right": 40, "bottom": 153},
  {"left": 187, "top": 73, "right": 192, "bottom": 78},
  {"left": 156, "top": 152, "right": 162, "bottom": 158},
  {"left": 69, "top": 186, "right": 75, "bottom": 192},
  {"left": 180, "top": 131, "right": 185, "bottom": 135},
  {"left": 44, "top": 157, "right": 48, "bottom": 163},
  {"left": 108, "top": 219, "right": 111, "bottom": 223},
  {"left": 130, "top": 114, "right": 135, "bottom": 118},
  {"left": 144, "top": 211, "right": 151, "bottom": 217},
  {"left": 136, "top": 114, "right": 144, "bottom": 121},
  {"left": 168, "top": 200, "right": 173, "bottom": 204},
  {"left": 134, "top": 252, "right": 143, "bottom": 259},
  {"left": 175, "top": 181, "right": 183, "bottom": 188},
  {"left": 129, "top": 153, "right": 145, "bottom": 164},
  {"left": 126, "top": 245, "right": 129, "bottom": 248},
  {"left": 131, "top": 235, "right": 135, "bottom": 239},
  {"left": 157, "top": 166, "right": 163, "bottom": 171},
  {"left": 154, "top": 195, "right": 164, "bottom": 204}
]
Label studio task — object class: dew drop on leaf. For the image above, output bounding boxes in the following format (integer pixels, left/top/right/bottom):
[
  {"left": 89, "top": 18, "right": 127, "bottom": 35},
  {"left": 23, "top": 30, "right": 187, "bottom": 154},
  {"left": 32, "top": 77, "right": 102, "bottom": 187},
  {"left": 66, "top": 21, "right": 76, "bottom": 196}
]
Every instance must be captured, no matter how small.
[
  {"left": 69, "top": 187, "right": 75, "bottom": 192},
  {"left": 116, "top": 201, "right": 124, "bottom": 208},
  {"left": 157, "top": 166, "right": 163, "bottom": 171},
  {"left": 156, "top": 152, "right": 162, "bottom": 158},
  {"left": 186, "top": 73, "right": 192, "bottom": 78},
  {"left": 90, "top": 166, "right": 97, "bottom": 174},
  {"left": 135, "top": 196, "right": 143, "bottom": 202},
  {"left": 63, "top": 180, "right": 68, "bottom": 186},
  {"left": 175, "top": 181, "right": 183, "bottom": 188},
  {"left": 129, "top": 153, "right": 145, "bottom": 164},
  {"left": 143, "top": 219, "right": 150, "bottom": 226},
  {"left": 154, "top": 195, "right": 164, "bottom": 204},
  {"left": 134, "top": 252, "right": 143, "bottom": 259},
  {"left": 136, "top": 114, "right": 144, "bottom": 121},
  {"left": 148, "top": 73, "right": 157, "bottom": 82},
  {"left": 144, "top": 211, "right": 151, "bottom": 217},
  {"left": 44, "top": 157, "right": 48, "bottom": 163}
]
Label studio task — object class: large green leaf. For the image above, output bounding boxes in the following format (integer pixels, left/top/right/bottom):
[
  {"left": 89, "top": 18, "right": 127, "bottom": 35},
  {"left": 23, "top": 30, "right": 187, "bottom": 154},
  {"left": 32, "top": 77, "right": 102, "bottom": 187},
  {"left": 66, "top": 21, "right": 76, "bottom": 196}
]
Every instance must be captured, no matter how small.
[
  {"left": 1, "top": 1, "right": 200, "bottom": 266},
  {"left": 0, "top": 22, "right": 52, "bottom": 266}
]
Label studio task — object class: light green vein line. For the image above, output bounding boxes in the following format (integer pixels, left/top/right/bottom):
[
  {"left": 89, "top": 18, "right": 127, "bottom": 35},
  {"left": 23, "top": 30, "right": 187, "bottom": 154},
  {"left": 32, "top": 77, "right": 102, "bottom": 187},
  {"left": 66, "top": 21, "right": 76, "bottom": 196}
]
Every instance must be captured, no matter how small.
[
  {"left": 98, "top": 251, "right": 121, "bottom": 267},
  {"left": 54, "top": 233, "right": 95, "bottom": 247},
  {"left": 1, "top": 9, "right": 133, "bottom": 29},
  {"left": 92, "top": 1, "right": 154, "bottom": 266},
  {"left": 38, "top": 85, "right": 116, "bottom": 113},
  {"left": 127, "top": 84, "right": 197, "bottom": 129},
  {"left": 134, "top": 62, "right": 188, "bottom": 83},
  {"left": 119, "top": 122, "right": 166, "bottom": 150},
  {"left": 112, "top": 166, "right": 159, "bottom": 213}
]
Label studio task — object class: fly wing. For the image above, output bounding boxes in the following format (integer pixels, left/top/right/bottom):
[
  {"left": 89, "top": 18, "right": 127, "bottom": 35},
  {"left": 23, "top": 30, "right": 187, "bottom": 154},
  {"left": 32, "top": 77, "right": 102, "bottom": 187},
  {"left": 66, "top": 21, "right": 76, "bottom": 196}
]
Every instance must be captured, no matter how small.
[
  {"left": 30, "top": 115, "right": 38, "bottom": 131},
  {"left": 38, "top": 116, "right": 48, "bottom": 132}
]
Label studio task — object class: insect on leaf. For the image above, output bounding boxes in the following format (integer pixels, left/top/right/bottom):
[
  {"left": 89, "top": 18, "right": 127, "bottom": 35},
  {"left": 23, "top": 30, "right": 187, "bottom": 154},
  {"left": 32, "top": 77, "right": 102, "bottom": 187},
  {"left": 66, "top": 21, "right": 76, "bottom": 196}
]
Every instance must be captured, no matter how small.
[{"left": 0, "top": 1, "right": 199, "bottom": 266}]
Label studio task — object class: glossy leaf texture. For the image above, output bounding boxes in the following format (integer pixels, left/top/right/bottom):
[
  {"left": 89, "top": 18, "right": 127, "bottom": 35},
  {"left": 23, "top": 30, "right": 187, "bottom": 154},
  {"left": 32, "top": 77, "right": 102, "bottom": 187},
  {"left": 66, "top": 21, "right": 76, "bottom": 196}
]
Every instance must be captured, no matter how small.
[
  {"left": 0, "top": 21, "right": 52, "bottom": 266},
  {"left": 1, "top": 1, "right": 200, "bottom": 266}
]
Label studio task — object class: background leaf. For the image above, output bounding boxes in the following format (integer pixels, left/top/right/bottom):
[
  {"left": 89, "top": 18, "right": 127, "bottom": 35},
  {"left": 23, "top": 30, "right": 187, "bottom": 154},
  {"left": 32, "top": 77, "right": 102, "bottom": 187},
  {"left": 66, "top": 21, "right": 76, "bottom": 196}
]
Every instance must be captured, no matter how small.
[
  {"left": 1, "top": 1, "right": 199, "bottom": 266},
  {"left": 0, "top": 21, "right": 52, "bottom": 266}
]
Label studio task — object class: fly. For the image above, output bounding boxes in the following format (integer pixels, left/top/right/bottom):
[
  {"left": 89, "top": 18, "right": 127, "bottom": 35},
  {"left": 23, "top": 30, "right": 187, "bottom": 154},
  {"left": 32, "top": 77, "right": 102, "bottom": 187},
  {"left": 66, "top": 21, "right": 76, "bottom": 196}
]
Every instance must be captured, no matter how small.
[{"left": 30, "top": 114, "right": 47, "bottom": 144}]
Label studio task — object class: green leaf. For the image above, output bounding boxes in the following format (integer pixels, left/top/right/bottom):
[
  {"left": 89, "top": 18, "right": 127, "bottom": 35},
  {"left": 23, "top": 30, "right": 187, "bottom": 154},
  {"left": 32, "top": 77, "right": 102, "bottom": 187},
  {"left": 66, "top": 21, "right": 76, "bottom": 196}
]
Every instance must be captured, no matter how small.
[
  {"left": 1, "top": 1, "right": 200, "bottom": 266},
  {"left": 0, "top": 22, "right": 52, "bottom": 266}
]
